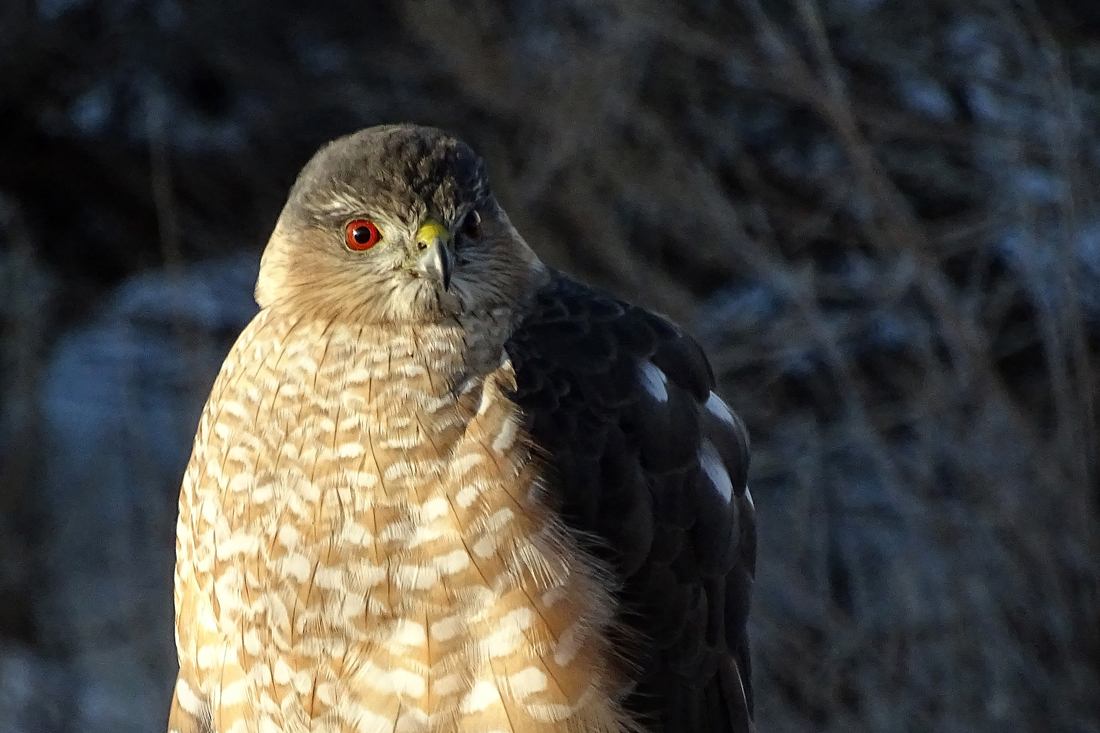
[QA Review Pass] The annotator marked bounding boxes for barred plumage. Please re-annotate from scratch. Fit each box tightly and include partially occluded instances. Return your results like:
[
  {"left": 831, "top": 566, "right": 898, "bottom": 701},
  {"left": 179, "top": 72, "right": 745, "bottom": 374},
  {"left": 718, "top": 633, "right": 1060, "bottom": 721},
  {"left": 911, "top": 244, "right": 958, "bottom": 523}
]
[{"left": 169, "top": 124, "right": 754, "bottom": 733}]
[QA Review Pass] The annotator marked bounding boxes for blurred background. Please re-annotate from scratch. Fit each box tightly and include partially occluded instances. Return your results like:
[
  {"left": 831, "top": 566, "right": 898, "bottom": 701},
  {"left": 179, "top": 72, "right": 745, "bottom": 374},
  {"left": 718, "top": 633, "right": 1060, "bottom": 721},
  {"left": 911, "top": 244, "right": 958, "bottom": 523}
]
[{"left": 1, "top": 0, "right": 1098, "bottom": 731}]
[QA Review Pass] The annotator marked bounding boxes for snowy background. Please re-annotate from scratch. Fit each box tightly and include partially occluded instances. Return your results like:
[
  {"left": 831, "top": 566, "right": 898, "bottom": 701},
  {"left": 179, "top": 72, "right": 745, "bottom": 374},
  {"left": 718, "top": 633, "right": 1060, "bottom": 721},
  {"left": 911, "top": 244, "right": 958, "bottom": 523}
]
[{"left": 1, "top": 0, "right": 1098, "bottom": 731}]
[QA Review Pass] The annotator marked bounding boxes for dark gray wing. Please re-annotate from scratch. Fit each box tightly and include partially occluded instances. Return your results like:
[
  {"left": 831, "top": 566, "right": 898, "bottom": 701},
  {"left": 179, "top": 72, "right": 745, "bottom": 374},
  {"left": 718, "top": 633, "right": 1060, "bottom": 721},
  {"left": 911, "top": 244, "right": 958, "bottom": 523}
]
[{"left": 506, "top": 271, "right": 756, "bottom": 733}]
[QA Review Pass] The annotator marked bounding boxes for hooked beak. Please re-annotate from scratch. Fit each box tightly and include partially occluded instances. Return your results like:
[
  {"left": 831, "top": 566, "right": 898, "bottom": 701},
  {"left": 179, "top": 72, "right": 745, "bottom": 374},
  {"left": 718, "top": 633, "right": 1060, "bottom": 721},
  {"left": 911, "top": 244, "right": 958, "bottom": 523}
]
[{"left": 412, "top": 220, "right": 454, "bottom": 290}]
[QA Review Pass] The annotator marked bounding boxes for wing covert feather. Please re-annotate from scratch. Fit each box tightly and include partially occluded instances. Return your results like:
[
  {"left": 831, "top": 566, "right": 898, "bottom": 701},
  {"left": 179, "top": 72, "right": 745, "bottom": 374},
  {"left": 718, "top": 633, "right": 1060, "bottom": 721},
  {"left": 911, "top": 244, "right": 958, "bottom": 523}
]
[{"left": 507, "top": 271, "right": 756, "bottom": 733}]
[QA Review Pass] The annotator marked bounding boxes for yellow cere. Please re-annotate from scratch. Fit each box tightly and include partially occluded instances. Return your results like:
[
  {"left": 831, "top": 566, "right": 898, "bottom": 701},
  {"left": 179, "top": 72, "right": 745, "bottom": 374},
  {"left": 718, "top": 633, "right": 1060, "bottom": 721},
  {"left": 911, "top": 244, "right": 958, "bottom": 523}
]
[{"left": 416, "top": 220, "right": 450, "bottom": 244}]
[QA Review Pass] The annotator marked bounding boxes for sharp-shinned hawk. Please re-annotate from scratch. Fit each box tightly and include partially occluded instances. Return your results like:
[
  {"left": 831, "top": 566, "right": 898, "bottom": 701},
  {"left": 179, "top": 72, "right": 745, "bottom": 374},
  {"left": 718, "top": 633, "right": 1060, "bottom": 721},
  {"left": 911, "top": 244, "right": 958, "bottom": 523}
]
[{"left": 169, "top": 124, "right": 755, "bottom": 733}]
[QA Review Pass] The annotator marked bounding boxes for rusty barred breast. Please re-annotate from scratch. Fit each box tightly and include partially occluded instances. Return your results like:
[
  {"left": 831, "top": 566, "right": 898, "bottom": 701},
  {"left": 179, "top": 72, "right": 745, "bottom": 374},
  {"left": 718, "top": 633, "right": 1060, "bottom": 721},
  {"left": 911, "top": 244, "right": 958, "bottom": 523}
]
[{"left": 170, "top": 306, "right": 625, "bottom": 733}]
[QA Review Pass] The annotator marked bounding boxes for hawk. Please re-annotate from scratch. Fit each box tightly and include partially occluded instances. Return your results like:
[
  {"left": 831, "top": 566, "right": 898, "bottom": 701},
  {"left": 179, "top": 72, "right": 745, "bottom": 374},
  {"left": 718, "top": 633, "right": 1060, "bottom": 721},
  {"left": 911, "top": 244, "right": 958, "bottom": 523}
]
[{"left": 169, "top": 124, "right": 755, "bottom": 733}]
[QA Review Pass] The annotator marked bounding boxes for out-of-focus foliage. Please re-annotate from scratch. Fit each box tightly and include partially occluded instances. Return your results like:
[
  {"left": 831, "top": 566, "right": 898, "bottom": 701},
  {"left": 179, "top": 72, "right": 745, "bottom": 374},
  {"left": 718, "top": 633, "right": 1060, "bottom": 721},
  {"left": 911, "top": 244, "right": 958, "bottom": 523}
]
[{"left": 1, "top": 0, "right": 1098, "bottom": 731}]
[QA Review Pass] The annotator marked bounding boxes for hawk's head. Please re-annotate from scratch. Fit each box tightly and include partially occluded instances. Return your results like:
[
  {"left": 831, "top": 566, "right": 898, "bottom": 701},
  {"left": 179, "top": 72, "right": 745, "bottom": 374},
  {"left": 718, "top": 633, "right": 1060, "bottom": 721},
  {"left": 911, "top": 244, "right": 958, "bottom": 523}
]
[{"left": 256, "top": 124, "right": 544, "bottom": 324}]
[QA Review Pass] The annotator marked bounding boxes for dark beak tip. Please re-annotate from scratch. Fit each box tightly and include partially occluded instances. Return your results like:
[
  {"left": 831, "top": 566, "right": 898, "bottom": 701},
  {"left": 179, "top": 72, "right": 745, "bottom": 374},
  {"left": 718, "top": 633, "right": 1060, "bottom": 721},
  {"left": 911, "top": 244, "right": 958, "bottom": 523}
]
[{"left": 414, "top": 239, "right": 454, "bottom": 290}]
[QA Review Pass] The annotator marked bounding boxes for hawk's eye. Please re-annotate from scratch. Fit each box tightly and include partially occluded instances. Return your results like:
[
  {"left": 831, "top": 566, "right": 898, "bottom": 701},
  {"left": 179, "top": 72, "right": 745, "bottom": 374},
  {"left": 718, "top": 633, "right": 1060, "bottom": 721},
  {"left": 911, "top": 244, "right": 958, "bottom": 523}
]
[
  {"left": 462, "top": 210, "right": 482, "bottom": 240},
  {"left": 345, "top": 220, "right": 381, "bottom": 251}
]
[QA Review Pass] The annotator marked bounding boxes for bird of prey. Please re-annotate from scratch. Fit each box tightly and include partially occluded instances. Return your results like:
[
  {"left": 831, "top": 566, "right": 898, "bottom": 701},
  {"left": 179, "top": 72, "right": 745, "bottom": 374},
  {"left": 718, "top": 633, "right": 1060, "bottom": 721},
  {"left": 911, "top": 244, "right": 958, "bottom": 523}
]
[{"left": 168, "top": 124, "right": 755, "bottom": 733}]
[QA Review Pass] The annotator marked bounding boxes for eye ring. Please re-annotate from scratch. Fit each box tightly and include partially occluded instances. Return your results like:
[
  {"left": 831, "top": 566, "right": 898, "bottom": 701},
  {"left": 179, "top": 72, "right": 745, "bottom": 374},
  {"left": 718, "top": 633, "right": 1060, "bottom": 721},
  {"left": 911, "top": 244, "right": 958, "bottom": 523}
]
[
  {"left": 345, "top": 220, "right": 381, "bottom": 251},
  {"left": 462, "top": 209, "right": 482, "bottom": 240}
]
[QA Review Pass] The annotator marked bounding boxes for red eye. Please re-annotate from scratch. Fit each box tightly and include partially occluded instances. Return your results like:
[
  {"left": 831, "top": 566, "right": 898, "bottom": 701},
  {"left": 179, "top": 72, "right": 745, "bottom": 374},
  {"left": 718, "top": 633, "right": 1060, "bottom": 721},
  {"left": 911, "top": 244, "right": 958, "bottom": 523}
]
[
  {"left": 462, "top": 209, "right": 482, "bottom": 239},
  {"left": 345, "top": 220, "right": 381, "bottom": 251}
]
